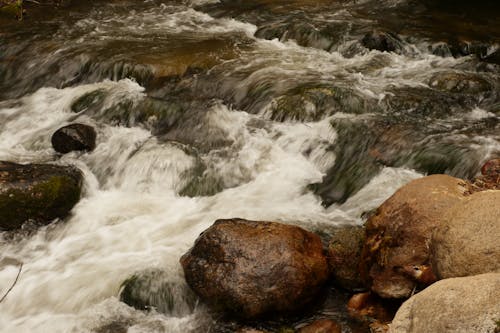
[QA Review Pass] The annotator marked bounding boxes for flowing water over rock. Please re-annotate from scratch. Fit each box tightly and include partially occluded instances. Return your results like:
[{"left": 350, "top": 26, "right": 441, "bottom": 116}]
[{"left": 0, "top": 0, "right": 499, "bottom": 332}]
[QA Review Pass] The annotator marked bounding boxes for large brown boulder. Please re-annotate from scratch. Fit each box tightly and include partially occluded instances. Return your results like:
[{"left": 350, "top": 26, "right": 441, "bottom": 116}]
[
  {"left": 389, "top": 273, "right": 500, "bottom": 333},
  {"left": 180, "top": 218, "right": 329, "bottom": 319},
  {"left": 430, "top": 190, "right": 500, "bottom": 279},
  {"left": 360, "top": 175, "right": 467, "bottom": 298},
  {"left": 0, "top": 161, "right": 83, "bottom": 230}
]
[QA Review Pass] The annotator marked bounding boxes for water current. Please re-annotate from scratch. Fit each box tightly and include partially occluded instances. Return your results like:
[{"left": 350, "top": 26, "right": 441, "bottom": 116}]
[{"left": 0, "top": 0, "right": 499, "bottom": 332}]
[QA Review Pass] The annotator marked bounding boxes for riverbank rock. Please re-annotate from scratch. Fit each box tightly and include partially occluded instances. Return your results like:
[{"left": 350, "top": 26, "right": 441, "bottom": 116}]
[
  {"left": 119, "top": 269, "right": 197, "bottom": 316},
  {"left": 0, "top": 161, "right": 83, "bottom": 230},
  {"left": 51, "top": 123, "right": 97, "bottom": 154},
  {"left": 360, "top": 175, "right": 467, "bottom": 298},
  {"left": 327, "top": 225, "right": 365, "bottom": 291},
  {"left": 298, "top": 319, "right": 341, "bottom": 333},
  {"left": 430, "top": 190, "right": 500, "bottom": 279},
  {"left": 180, "top": 218, "right": 329, "bottom": 319},
  {"left": 470, "top": 158, "right": 500, "bottom": 192},
  {"left": 389, "top": 273, "right": 500, "bottom": 333}
]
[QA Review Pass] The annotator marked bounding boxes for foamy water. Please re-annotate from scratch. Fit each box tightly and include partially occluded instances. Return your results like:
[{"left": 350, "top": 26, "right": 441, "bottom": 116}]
[{"left": 1, "top": 1, "right": 499, "bottom": 332}]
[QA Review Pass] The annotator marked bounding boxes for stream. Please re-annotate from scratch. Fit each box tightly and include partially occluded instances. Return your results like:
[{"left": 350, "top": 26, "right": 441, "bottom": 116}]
[{"left": 0, "top": 0, "right": 499, "bottom": 332}]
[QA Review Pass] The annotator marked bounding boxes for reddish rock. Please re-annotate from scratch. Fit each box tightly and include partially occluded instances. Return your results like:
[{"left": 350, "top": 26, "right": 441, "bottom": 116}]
[
  {"left": 347, "top": 292, "right": 396, "bottom": 324},
  {"left": 360, "top": 175, "right": 467, "bottom": 298},
  {"left": 180, "top": 218, "right": 329, "bottom": 319},
  {"left": 298, "top": 319, "right": 341, "bottom": 333}
]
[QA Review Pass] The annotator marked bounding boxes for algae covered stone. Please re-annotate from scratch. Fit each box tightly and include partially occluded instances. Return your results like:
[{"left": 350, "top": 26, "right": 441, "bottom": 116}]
[
  {"left": 0, "top": 161, "right": 83, "bottom": 230},
  {"left": 119, "top": 268, "right": 197, "bottom": 317}
]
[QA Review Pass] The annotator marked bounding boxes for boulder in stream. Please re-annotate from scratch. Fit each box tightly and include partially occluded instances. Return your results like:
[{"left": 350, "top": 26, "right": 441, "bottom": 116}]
[
  {"left": 430, "top": 190, "right": 500, "bottom": 279},
  {"left": 180, "top": 218, "right": 329, "bottom": 319},
  {"left": 360, "top": 175, "right": 467, "bottom": 298},
  {"left": 0, "top": 161, "right": 83, "bottom": 230},
  {"left": 361, "top": 31, "right": 402, "bottom": 53},
  {"left": 51, "top": 123, "right": 97, "bottom": 154},
  {"left": 119, "top": 268, "right": 198, "bottom": 316},
  {"left": 389, "top": 273, "right": 500, "bottom": 333}
]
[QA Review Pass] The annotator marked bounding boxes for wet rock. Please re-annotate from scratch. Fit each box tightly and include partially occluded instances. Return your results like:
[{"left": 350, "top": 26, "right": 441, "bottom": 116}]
[
  {"left": 389, "top": 273, "right": 500, "bottom": 333},
  {"left": 51, "top": 123, "right": 97, "bottom": 154},
  {"left": 481, "top": 158, "right": 500, "bottom": 176},
  {"left": 470, "top": 158, "right": 500, "bottom": 192},
  {"left": 180, "top": 218, "right": 329, "bottom": 319},
  {"left": 347, "top": 292, "right": 399, "bottom": 324},
  {"left": 361, "top": 31, "right": 402, "bottom": 53},
  {"left": 430, "top": 190, "right": 500, "bottom": 279},
  {"left": 298, "top": 319, "right": 341, "bottom": 333},
  {"left": 119, "top": 268, "right": 197, "bottom": 316},
  {"left": 327, "top": 225, "right": 365, "bottom": 291},
  {"left": 360, "top": 175, "right": 467, "bottom": 298},
  {"left": 0, "top": 161, "right": 83, "bottom": 231},
  {"left": 428, "top": 71, "right": 493, "bottom": 94},
  {"left": 266, "top": 85, "right": 368, "bottom": 122}
]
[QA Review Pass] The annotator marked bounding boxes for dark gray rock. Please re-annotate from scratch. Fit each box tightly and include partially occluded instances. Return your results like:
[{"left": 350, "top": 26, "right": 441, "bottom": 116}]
[{"left": 51, "top": 123, "right": 97, "bottom": 154}]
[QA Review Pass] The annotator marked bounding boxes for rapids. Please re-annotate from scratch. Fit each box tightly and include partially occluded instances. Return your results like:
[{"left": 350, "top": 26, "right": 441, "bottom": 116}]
[{"left": 0, "top": 0, "right": 499, "bottom": 332}]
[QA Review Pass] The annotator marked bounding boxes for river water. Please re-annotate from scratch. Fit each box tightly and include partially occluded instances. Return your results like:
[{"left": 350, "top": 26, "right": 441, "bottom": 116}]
[{"left": 0, "top": 0, "right": 499, "bottom": 332}]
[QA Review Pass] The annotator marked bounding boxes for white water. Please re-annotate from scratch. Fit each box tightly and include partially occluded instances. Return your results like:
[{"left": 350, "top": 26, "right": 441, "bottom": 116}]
[
  {"left": 0, "top": 77, "right": 422, "bottom": 332},
  {"left": 1, "top": 1, "right": 499, "bottom": 332}
]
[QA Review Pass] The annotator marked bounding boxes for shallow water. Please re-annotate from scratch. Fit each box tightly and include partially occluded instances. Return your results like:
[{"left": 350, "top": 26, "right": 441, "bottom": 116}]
[{"left": 0, "top": 0, "right": 499, "bottom": 332}]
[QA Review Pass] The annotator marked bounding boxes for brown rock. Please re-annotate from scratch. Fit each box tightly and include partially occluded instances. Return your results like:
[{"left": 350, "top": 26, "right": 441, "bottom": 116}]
[
  {"left": 180, "top": 218, "right": 329, "bottom": 319},
  {"left": 431, "top": 190, "right": 500, "bottom": 279},
  {"left": 481, "top": 158, "right": 500, "bottom": 176},
  {"left": 360, "top": 175, "right": 467, "bottom": 298},
  {"left": 298, "top": 319, "right": 341, "bottom": 333},
  {"left": 347, "top": 292, "right": 397, "bottom": 324},
  {"left": 327, "top": 225, "right": 365, "bottom": 291},
  {"left": 389, "top": 273, "right": 500, "bottom": 333}
]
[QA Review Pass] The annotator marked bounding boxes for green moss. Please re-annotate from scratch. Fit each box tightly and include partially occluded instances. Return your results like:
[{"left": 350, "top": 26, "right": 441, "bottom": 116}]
[
  {"left": 0, "top": 174, "right": 81, "bottom": 230},
  {"left": 268, "top": 84, "right": 370, "bottom": 122},
  {"left": 0, "top": 0, "right": 23, "bottom": 20},
  {"left": 71, "top": 89, "right": 106, "bottom": 113},
  {"left": 119, "top": 269, "right": 197, "bottom": 315},
  {"left": 179, "top": 162, "right": 224, "bottom": 197}
]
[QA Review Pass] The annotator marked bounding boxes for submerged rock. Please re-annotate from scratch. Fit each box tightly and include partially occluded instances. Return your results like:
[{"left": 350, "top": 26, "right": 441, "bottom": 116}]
[
  {"left": 430, "top": 190, "right": 500, "bottom": 279},
  {"left": 389, "top": 273, "right": 500, "bottom": 333},
  {"left": 0, "top": 161, "right": 83, "bottom": 230},
  {"left": 327, "top": 225, "right": 365, "bottom": 291},
  {"left": 298, "top": 319, "right": 341, "bottom": 333},
  {"left": 360, "top": 175, "right": 467, "bottom": 298},
  {"left": 180, "top": 218, "right": 329, "bottom": 319},
  {"left": 51, "top": 123, "right": 97, "bottom": 154},
  {"left": 119, "top": 268, "right": 197, "bottom": 316},
  {"left": 361, "top": 31, "right": 402, "bottom": 53}
]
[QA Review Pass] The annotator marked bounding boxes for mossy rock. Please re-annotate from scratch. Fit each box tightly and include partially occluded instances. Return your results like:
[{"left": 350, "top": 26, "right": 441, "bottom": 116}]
[
  {"left": 179, "top": 160, "right": 224, "bottom": 197},
  {"left": 267, "top": 85, "right": 370, "bottom": 122},
  {"left": 119, "top": 268, "right": 198, "bottom": 317},
  {"left": 0, "top": 161, "right": 83, "bottom": 230},
  {"left": 0, "top": 0, "right": 23, "bottom": 20},
  {"left": 327, "top": 225, "right": 366, "bottom": 291},
  {"left": 71, "top": 89, "right": 107, "bottom": 114}
]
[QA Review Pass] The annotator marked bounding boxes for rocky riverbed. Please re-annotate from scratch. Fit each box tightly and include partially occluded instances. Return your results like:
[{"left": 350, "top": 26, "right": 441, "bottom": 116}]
[{"left": 0, "top": 0, "right": 499, "bottom": 332}]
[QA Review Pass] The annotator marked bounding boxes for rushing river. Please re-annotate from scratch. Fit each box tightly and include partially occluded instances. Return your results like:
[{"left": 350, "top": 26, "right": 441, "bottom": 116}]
[{"left": 0, "top": 0, "right": 499, "bottom": 332}]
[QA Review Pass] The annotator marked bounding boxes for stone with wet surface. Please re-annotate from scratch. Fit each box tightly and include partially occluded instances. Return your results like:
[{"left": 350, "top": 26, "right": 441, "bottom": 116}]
[
  {"left": 0, "top": 161, "right": 83, "bottom": 230},
  {"left": 180, "top": 218, "right": 329, "bottom": 319}
]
